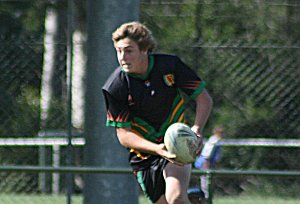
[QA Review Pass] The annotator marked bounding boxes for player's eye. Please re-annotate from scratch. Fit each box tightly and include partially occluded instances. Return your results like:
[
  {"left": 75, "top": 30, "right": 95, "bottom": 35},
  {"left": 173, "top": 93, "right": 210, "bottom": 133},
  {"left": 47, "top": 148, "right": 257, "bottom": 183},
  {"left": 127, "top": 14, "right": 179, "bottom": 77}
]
[{"left": 125, "top": 49, "right": 133, "bottom": 54}]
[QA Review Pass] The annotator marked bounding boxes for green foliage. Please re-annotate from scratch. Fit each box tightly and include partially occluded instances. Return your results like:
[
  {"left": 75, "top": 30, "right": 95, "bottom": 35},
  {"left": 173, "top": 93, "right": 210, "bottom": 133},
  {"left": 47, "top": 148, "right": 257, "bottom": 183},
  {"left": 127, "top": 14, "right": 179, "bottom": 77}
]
[
  {"left": 0, "top": 87, "right": 40, "bottom": 136},
  {"left": 0, "top": 1, "right": 46, "bottom": 35},
  {"left": 142, "top": 1, "right": 299, "bottom": 50},
  {"left": 42, "top": 98, "right": 68, "bottom": 130}
]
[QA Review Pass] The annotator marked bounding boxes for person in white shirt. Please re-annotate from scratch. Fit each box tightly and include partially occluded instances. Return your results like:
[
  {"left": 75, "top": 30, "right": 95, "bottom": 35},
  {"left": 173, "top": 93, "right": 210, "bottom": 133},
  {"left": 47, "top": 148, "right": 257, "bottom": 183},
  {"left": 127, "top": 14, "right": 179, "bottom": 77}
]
[{"left": 194, "top": 126, "right": 225, "bottom": 199}]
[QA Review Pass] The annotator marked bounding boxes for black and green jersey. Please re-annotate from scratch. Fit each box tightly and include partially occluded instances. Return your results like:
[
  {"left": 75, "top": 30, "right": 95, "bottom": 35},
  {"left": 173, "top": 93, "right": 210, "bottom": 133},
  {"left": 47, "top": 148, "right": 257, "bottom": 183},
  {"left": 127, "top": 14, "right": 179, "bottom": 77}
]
[{"left": 102, "top": 53, "right": 206, "bottom": 170}]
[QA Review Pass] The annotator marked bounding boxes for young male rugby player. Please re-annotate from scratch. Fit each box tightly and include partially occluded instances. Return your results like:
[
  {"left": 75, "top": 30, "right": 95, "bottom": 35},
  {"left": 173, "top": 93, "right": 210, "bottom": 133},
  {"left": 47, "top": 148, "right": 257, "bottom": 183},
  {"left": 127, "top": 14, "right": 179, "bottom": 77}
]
[{"left": 102, "top": 22, "right": 213, "bottom": 204}]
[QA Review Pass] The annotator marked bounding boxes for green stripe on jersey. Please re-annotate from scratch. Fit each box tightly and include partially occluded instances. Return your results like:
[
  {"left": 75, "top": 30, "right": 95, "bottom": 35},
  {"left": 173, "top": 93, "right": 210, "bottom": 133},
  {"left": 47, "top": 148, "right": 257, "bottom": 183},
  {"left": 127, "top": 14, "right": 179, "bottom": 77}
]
[
  {"left": 190, "top": 80, "right": 206, "bottom": 99},
  {"left": 131, "top": 93, "right": 186, "bottom": 143}
]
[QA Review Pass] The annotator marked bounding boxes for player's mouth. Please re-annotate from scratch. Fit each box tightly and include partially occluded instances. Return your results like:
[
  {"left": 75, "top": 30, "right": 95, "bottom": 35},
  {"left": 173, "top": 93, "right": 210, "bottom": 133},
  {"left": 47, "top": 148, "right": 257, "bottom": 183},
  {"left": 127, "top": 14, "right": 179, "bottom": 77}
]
[{"left": 122, "top": 63, "right": 131, "bottom": 68}]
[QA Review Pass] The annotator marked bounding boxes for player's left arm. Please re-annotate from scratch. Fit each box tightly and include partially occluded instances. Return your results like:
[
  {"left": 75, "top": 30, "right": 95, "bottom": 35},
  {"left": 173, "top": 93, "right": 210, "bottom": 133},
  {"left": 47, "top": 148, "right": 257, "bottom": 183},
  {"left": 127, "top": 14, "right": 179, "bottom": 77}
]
[
  {"left": 191, "top": 89, "right": 213, "bottom": 154},
  {"left": 172, "top": 55, "right": 213, "bottom": 149},
  {"left": 191, "top": 89, "right": 213, "bottom": 135}
]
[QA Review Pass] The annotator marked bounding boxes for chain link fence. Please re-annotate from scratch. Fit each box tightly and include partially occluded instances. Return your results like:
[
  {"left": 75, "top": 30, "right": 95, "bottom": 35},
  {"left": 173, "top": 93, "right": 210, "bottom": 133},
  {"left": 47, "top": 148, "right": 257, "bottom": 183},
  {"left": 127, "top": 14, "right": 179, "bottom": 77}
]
[{"left": 1, "top": 0, "right": 300, "bottom": 203}]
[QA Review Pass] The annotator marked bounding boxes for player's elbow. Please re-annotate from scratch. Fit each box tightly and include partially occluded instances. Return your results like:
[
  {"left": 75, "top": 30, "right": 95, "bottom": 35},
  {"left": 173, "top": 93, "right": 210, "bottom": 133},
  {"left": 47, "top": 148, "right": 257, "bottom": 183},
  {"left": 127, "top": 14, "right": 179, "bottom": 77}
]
[
  {"left": 205, "top": 90, "right": 213, "bottom": 107},
  {"left": 116, "top": 128, "right": 130, "bottom": 148},
  {"left": 198, "top": 89, "right": 213, "bottom": 109},
  {"left": 205, "top": 94, "right": 213, "bottom": 110}
]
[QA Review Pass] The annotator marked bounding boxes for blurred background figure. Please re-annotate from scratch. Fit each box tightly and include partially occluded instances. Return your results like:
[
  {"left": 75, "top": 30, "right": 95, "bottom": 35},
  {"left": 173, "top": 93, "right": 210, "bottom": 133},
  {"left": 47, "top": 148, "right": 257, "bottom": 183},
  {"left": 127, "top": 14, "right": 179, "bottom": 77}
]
[{"left": 194, "top": 126, "right": 225, "bottom": 200}]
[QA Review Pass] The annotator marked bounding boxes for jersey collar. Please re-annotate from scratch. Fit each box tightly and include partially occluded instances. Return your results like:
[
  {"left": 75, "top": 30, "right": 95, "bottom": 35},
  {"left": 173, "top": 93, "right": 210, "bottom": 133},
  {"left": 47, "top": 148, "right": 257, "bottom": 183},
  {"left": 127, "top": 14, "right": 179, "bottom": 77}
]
[{"left": 125, "top": 55, "right": 154, "bottom": 80}]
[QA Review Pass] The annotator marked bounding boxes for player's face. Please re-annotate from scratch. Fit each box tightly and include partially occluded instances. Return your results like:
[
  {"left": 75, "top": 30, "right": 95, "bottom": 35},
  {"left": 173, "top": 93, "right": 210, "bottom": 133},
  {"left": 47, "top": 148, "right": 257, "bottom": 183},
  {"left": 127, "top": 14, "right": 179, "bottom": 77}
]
[{"left": 115, "top": 37, "right": 148, "bottom": 74}]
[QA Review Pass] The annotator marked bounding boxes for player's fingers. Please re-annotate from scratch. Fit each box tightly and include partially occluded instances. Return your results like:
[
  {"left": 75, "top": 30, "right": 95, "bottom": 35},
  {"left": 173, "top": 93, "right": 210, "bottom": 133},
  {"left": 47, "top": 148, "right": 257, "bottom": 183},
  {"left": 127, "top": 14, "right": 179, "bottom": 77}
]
[
  {"left": 158, "top": 143, "right": 176, "bottom": 158},
  {"left": 195, "top": 135, "right": 203, "bottom": 156},
  {"left": 173, "top": 160, "right": 184, "bottom": 166},
  {"left": 164, "top": 151, "right": 176, "bottom": 159},
  {"left": 163, "top": 156, "right": 184, "bottom": 166}
]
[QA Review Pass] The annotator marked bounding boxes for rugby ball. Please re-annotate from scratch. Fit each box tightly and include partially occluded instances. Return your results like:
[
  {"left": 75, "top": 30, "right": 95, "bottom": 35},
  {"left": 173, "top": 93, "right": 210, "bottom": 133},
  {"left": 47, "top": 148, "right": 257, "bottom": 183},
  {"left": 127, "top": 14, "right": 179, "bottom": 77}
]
[{"left": 164, "top": 123, "right": 198, "bottom": 164}]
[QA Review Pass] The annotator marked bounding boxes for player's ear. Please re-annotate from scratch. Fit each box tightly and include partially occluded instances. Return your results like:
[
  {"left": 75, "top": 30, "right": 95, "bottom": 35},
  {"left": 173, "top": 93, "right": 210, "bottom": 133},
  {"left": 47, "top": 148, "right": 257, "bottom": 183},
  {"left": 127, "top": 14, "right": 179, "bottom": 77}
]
[{"left": 141, "top": 49, "right": 148, "bottom": 55}]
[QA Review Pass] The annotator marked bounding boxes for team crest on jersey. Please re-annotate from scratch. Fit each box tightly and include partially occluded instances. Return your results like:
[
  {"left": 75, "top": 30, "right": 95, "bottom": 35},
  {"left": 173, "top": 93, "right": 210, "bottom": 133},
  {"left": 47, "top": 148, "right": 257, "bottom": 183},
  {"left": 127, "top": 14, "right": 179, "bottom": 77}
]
[{"left": 163, "top": 74, "right": 175, "bottom": 86}]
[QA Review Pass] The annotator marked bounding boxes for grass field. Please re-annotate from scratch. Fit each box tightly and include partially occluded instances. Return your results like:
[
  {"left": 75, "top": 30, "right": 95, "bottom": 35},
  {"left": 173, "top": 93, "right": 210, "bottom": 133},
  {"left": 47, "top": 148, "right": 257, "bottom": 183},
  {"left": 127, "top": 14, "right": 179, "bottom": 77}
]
[
  {"left": 1, "top": 194, "right": 300, "bottom": 204},
  {"left": 0, "top": 194, "right": 82, "bottom": 204},
  {"left": 212, "top": 195, "right": 300, "bottom": 204},
  {"left": 139, "top": 195, "right": 300, "bottom": 204}
]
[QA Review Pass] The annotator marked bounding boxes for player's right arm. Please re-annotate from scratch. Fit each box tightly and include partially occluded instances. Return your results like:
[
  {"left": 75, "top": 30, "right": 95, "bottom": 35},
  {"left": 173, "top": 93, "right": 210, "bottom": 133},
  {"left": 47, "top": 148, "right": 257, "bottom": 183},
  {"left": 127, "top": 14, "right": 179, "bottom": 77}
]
[{"left": 116, "top": 127, "right": 176, "bottom": 159}]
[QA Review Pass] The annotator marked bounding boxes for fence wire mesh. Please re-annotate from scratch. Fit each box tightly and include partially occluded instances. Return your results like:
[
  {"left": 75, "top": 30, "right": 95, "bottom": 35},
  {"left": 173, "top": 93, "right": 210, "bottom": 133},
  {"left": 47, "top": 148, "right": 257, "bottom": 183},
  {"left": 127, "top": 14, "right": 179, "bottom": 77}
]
[{"left": 1, "top": 0, "right": 300, "bottom": 203}]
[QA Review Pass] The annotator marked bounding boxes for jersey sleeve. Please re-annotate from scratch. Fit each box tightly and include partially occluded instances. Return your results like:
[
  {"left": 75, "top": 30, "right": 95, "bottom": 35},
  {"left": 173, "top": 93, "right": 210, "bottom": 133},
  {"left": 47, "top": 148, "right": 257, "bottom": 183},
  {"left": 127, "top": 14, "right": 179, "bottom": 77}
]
[
  {"left": 102, "top": 90, "right": 131, "bottom": 128},
  {"left": 102, "top": 69, "right": 132, "bottom": 128},
  {"left": 174, "top": 57, "right": 206, "bottom": 99}
]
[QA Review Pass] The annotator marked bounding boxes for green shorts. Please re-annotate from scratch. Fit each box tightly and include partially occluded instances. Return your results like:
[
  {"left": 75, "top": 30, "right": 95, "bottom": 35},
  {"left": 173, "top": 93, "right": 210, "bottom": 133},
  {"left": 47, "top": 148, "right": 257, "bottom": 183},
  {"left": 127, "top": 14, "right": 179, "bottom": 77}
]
[{"left": 134, "top": 157, "right": 169, "bottom": 203}]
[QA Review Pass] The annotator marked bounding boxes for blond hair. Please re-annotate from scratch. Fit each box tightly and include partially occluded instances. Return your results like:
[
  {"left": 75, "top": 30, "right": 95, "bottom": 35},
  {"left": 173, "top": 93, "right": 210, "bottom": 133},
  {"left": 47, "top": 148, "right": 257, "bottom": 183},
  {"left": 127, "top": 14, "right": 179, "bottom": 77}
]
[
  {"left": 213, "top": 126, "right": 224, "bottom": 135},
  {"left": 112, "top": 21, "right": 156, "bottom": 52}
]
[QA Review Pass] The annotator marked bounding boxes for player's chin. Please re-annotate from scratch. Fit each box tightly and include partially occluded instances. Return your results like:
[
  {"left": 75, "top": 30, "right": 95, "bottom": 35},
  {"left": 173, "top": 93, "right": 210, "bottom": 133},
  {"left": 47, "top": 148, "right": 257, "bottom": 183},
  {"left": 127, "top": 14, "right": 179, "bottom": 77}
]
[{"left": 121, "top": 64, "right": 130, "bottom": 70}]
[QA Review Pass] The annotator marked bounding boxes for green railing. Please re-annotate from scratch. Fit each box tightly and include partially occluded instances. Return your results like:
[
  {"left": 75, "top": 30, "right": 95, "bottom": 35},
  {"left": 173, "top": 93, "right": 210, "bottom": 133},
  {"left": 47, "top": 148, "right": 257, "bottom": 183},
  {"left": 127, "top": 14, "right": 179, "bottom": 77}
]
[
  {"left": 1, "top": 138, "right": 300, "bottom": 203},
  {"left": 1, "top": 165, "right": 300, "bottom": 204}
]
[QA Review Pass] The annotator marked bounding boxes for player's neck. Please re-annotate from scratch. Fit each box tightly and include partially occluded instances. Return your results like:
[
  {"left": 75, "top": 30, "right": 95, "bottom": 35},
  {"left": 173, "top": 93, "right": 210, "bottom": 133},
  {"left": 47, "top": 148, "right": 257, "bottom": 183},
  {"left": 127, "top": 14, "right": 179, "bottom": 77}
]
[{"left": 138, "top": 55, "right": 149, "bottom": 76}]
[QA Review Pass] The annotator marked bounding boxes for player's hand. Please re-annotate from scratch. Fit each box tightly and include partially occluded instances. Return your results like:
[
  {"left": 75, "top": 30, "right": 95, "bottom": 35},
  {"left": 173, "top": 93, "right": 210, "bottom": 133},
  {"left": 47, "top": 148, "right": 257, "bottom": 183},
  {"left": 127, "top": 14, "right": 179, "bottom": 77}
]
[
  {"left": 191, "top": 125, "right": 204, "bottom": 156},
  {"left": 191, "top": 126, "right": 204, "bottom": 156},
  {"left": 164, "top": 157, "right": 184, "bottom": 166},
  {"left": 156, "top": 143, "right": 176, "bottom": 159},
  {"left": 156, "top": 144, "right": 184, "bottom": 166},
  {"left": 194, "top": 134, "right": 204, "bottom": 156}
]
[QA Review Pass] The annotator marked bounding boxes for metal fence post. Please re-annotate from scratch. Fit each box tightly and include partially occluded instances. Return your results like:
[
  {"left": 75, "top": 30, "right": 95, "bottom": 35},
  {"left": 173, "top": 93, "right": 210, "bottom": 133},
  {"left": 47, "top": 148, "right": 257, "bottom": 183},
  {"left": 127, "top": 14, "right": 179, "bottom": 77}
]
[
  {"left": 38, "top": 133, "right": 46, "bottom": 193},
  {"left": 66, "top": 0, "right": 74, "bottom": 203},
  {"left": 52, "top": 144, "right": 60, "bottom": 194},
  {"left": 84, "top": 1, "right": 140, "bottom": 204},
  {"left": 207, "top": 172, "right": 213, "bottom": 204}
]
